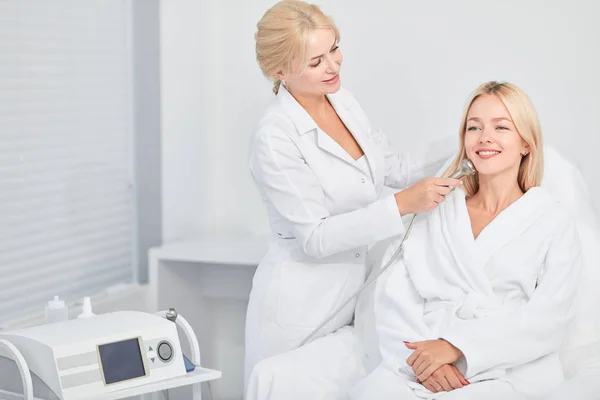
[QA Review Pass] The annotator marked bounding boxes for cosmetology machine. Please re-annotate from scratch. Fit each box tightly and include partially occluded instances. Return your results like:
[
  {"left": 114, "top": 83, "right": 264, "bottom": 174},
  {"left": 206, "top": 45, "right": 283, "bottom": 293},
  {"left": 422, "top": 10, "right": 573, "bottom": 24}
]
[{"left": 0, "top": 310, "right": 221, "bottom": 400}]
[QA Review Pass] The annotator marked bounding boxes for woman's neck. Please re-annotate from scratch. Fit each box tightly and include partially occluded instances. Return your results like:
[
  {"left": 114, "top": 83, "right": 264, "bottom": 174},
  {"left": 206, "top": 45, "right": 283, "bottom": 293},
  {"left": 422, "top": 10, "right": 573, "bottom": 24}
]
[
  {"left": 288, "top": 87, "right": 330, "bottom": 120},
  {"left": 468, "top": 174, "right": 524, "bottom": 215}
]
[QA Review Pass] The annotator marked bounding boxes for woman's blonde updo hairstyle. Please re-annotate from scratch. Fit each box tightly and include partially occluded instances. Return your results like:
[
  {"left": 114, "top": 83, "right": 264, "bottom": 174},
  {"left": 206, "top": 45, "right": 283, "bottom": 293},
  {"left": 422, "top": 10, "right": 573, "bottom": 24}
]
[{"left": 255, "top": 0, "right": 340, "bottom": 95}]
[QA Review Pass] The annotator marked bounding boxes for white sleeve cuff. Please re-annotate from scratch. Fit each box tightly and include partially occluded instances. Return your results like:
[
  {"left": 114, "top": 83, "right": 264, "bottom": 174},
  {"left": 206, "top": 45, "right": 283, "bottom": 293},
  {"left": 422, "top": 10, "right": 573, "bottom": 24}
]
[{"left": 381, "top": 194, "right": 405, "bottom": 237}]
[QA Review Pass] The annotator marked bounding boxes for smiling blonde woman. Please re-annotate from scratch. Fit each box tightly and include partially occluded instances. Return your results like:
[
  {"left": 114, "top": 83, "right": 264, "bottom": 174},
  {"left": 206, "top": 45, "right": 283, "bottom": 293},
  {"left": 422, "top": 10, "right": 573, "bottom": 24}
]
[{"left": 350, "top": 81, "right": 582, "bottom": 400}]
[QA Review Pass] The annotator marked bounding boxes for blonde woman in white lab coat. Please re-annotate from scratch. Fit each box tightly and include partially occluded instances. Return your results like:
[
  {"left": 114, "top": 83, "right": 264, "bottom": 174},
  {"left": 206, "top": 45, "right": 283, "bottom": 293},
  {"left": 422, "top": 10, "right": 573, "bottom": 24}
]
[{"left": 244, "top": 0, "right": 461, "bottom": 392}]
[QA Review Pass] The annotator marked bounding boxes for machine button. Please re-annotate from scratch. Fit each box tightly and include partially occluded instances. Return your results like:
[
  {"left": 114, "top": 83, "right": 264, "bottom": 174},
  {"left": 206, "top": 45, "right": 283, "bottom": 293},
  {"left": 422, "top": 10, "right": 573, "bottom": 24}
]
[{"left": 157, "top": 341, "right": 173, "bottom": 362}]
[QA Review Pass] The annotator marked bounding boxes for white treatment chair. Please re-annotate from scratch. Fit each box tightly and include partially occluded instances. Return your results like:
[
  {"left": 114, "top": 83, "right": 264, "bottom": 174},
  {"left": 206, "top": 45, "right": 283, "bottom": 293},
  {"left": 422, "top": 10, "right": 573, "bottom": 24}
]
[
  {"left": 537, "top": 146, "right": 600, "bottom": 399},
  {"left": 354, "top": 144, "right": 600, "bottom": 399}
]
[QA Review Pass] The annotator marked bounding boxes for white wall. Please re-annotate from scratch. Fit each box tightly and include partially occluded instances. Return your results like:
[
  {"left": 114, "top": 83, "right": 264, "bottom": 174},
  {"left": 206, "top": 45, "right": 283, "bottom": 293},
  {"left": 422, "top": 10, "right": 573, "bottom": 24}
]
[
  {"left": 160, "top": 0, "right": 221, "bottom": 241},
  {"left": 161, "top": 0, "right": 600, "bottom": 242}
]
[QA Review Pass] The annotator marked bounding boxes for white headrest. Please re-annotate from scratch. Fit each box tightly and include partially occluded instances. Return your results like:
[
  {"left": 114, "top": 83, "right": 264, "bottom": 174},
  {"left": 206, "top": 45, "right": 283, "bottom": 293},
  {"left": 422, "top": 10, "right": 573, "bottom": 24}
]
[
  {"left": 541, "top": 146, "right": 598, "bottom": 229},
  {"left": 540, "top": 146, "right": 600, "bottom": 377}
]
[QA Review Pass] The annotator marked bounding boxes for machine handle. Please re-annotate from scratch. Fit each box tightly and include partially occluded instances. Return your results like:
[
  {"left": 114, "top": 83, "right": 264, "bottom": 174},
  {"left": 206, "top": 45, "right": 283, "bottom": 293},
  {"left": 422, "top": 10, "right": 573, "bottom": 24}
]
[
  {"left": 0, "top": 339, "right": 33, "bottom": 400},
  {"left": 155, "top": 310, "right": 202, "bottom": 400}
]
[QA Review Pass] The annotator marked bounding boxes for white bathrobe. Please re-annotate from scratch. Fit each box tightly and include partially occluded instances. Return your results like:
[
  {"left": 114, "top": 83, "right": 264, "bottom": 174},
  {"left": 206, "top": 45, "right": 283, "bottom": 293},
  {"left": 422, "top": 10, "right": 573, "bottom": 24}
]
[
  {"left": 351, "top": 186, "right": 583, "bottom": 399},
  {"left": 246, "top": 186, "right": 583, "bottom": 400}
]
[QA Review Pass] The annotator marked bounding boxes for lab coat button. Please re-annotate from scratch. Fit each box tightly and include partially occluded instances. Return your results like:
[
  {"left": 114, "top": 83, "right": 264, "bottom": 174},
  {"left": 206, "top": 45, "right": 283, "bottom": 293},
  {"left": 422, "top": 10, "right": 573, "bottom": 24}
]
[
  {"left": 361, "top": 178, "right": 366, "bottom": 183},
  {"left": 355, "top": 253, "right": 360, "bottom": 258}
]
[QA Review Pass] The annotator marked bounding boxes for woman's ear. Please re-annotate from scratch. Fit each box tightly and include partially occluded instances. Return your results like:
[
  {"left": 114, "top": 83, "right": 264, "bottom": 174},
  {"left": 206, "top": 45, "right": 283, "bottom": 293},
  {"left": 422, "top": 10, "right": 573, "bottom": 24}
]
[{"left": 521, "top": 142, "right": 531, "bottom": 156}]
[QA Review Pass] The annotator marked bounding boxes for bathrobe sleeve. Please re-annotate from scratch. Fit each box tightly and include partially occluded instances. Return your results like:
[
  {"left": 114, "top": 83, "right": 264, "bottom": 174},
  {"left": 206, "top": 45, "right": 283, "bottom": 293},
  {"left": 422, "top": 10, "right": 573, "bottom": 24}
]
[
  {"left": 441, "top": 218, "right": 583, "bottom": 377},
  {"left": 374, "top": 243, "right": 432, "bottom": 378}
]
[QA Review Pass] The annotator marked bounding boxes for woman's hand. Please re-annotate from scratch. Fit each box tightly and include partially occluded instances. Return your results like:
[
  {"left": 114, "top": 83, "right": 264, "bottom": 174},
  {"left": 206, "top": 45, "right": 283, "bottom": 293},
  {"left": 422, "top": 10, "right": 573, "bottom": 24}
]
[
  {"left": 404, "top": 339, "right": 464, "bottom": 381},
  {"left": 394, "top": 178, "right": 463, "bottom": 216},
  {"left": 420, "top": 364, "right": 470, "bottom": 393}
]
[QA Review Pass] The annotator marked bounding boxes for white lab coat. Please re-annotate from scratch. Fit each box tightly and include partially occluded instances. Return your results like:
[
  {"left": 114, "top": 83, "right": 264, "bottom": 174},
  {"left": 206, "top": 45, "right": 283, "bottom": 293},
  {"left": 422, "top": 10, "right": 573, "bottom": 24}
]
[
  {"left": 351, "top": 186, "right": 583, "bottom": 399},
  {"left": 244, "top": 84, "right": 454, "bottom": 391}
]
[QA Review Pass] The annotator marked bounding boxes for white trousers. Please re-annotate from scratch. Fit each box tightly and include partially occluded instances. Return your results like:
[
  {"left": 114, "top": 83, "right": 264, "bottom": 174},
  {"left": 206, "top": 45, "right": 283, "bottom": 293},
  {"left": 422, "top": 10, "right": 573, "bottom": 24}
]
[{"left": 246, "top": 326, "right": 366, "bottom": 400}]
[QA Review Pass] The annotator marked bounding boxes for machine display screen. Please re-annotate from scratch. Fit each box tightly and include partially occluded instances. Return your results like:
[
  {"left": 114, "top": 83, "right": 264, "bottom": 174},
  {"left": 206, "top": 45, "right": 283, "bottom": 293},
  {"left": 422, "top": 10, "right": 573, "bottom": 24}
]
[{"left": 98, "top": 337, "right": 146, "bottom": 385}]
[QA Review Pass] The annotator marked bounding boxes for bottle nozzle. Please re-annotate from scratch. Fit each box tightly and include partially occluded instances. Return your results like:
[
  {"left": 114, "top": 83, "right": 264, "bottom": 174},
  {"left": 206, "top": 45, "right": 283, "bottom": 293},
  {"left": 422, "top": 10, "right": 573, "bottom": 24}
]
[
  {"left": 48, "top": 295, "right": 65, "bottom": 309},
  {"left": 78, "top": 296, "right": 95, "bottom": 319}
]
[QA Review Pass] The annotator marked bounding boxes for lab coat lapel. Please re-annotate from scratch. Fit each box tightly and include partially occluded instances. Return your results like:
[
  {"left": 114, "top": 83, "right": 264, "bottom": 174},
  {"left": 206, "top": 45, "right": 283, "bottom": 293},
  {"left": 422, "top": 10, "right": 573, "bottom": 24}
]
[
  {"left": 277, "top": 85, "right": 318, "bottom": 136},
  {"left": 279, "top": 85, "right": 378, "bottom": 181},
  {"left": 278, "top": 85, "right": 371, "bottom": 170},
  {"left": 327, "top": 91, "right": 378, "bottom": 184},
  {"left": 315, "top": 128, "right": 357, "bottom": 165}
]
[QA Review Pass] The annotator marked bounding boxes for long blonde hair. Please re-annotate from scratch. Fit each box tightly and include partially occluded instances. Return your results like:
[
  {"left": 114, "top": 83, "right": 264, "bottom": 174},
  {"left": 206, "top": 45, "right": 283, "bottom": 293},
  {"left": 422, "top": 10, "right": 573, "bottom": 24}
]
[
  {"left": 444, "top": 81, "right": 544, "bottom": 195},
  {"left": 255, "top": 0, "right": 340, "bottom": 95}
]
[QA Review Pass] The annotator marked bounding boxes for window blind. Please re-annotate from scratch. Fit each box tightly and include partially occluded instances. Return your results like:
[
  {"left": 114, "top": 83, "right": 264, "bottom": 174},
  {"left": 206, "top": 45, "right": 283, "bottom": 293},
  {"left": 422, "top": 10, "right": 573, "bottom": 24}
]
[{"left": 0, "top": 0, "right": 134, "bottom": 324}]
